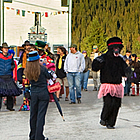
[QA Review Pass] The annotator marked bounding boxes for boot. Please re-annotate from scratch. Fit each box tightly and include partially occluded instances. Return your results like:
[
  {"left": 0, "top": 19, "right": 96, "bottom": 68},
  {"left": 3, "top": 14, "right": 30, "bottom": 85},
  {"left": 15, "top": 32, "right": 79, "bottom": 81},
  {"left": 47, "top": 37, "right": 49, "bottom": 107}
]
[{"left": 137, "top": 84, "right": 139, "bottom": 96}]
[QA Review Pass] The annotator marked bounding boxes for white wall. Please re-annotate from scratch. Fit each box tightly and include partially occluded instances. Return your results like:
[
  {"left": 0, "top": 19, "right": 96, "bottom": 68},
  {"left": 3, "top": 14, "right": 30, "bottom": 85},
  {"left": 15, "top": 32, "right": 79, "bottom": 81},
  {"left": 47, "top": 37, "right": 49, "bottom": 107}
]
[{"left": 4, "top": 0, "right": 69, "bottom": 51}]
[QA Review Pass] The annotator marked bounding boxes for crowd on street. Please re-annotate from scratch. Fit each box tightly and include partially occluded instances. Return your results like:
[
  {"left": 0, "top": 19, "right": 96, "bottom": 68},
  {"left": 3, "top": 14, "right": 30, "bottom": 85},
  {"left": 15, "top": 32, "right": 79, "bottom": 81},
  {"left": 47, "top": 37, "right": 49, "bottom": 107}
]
[{"left": 0, "top": 37, "right": 140, "bottom": 140}]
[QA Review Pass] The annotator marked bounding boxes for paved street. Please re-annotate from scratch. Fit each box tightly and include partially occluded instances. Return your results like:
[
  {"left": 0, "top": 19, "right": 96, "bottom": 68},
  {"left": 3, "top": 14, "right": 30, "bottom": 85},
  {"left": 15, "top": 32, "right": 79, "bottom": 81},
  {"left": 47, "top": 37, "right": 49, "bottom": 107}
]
[{"left": 0, "top": 80, "right": 140, "bottom": 140}]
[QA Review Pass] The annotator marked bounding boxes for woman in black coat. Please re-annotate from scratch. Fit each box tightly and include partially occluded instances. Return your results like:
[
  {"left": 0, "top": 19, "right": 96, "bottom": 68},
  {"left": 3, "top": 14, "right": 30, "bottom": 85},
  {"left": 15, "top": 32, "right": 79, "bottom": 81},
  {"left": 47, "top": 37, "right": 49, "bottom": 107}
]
[
  {"left": 92, "top": 37, "right": 130, "bottom": 129},
  {"left": 130, "top": 54, "right": 140, "bottom": 96},
  {"left": 24, "top": 51, "right": 52, "bottom": 140}
]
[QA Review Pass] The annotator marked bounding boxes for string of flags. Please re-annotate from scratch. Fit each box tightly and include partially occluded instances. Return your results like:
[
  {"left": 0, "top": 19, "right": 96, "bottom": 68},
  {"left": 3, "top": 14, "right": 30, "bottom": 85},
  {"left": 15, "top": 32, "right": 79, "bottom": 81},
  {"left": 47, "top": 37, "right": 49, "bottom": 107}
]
[{"left": 5, "top": 6, "right": 69, "bottom": 17}]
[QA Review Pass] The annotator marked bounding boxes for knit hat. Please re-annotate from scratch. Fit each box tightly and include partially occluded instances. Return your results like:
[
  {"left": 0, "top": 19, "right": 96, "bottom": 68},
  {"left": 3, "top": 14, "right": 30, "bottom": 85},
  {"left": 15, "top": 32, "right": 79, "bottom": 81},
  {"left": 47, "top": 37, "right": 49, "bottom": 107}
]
[
  {"left": 82, "top": 50, "right": 87, "bottom": 53},
  {"left": 27, "top": 51, "right": 40, "bottom": 62},
  {"left": 107, "top": 37, "right": 124, "bottom": 49}
]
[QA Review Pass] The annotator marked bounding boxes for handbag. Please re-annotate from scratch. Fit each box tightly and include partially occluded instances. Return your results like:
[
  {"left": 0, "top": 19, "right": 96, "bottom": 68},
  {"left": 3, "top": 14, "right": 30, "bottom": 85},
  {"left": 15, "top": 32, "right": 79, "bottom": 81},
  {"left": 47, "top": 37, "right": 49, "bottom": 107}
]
[{"left": 48, "top": 82, "right": 61, "bottom": 93}]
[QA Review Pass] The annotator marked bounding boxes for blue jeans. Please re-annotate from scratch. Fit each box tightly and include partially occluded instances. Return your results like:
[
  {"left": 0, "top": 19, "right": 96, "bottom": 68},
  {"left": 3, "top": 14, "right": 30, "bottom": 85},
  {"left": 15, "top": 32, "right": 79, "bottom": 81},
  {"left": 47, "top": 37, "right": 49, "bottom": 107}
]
[
  {"left": 67, "top": 72, "right": 81, "bottom": 103},
  {"left": 124, "top": 80, "right": 131, "bottom": 95},
  {"left": 81, "top": 70, "right": 90, "bottom": 90}
]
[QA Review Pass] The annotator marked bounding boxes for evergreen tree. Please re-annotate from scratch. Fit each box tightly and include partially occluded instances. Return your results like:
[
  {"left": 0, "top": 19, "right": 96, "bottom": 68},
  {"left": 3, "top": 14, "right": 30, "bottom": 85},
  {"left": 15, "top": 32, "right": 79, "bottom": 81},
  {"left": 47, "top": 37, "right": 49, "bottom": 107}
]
[{"left": 81, "top": 18, "right": 107, "bottom": 56}]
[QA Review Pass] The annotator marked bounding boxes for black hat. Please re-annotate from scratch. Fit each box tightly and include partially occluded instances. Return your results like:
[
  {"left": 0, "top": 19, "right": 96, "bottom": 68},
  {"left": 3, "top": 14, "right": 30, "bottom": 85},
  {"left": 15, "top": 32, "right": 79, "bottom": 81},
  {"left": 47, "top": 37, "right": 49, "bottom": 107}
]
[
  {"left": 107, "top": 37, "right": 124, "bottom": 49},
  {"left": 22, "top": 40, "right": 30, "bottom": 48}
]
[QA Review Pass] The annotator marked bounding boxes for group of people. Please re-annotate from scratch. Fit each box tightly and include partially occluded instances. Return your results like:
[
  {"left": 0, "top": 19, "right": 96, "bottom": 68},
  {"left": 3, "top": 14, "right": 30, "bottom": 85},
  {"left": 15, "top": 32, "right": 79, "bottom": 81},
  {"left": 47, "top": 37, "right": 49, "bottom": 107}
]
[{"left": 0, "top": 36, "right": 140, "bottom": 139}]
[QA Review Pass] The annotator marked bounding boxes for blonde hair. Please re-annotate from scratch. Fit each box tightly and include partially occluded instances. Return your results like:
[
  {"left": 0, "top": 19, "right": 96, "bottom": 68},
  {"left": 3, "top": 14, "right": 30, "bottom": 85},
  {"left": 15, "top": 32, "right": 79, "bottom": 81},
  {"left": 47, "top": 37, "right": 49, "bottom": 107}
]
[{"left": 24, "top": 60, "right": 41, "bottom": 82}]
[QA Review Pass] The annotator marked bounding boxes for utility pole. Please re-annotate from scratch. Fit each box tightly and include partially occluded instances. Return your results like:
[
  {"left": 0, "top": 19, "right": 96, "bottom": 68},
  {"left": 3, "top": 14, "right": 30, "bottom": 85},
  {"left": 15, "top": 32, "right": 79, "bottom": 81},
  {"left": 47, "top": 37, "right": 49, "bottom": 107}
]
[
  {"left": 0, "top": 0, "right": 4, "bottom": 45},
  {"left": 68, "top": 0, "right": 72, "bottom": 52}
]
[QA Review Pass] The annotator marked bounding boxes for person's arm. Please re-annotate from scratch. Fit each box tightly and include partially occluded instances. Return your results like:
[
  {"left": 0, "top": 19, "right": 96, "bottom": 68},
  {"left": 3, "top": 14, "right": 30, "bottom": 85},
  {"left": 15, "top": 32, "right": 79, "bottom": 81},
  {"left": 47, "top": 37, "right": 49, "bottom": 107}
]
[
  {"left": 64, "top": 55, "right": 68, "bottom": 73},
  {"left": 92, "top": 54, "right": 105, "bottom": 72},
  {"left": 43, "top": 66, "right": 53, "bottom": 79},
  {"left": 88, "top": 57, "right": 92, "bottom": 70},
  {"left": 45, "top": 48, "right": 58, "bottom": 61},
  {"left": 80, "top": 55, "right": 85, "bottom": 72},
  {"left": 11, "top": 57, "right": 15, "bottom": 70}
]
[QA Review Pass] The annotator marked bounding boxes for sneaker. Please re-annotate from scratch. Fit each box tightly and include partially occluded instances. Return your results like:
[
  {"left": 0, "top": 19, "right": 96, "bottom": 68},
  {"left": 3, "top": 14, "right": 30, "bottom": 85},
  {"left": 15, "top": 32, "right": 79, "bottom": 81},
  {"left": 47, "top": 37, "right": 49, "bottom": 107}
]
[
  {"left": 69, "top": 102, "right": 76, "bottom": 104},
  {"left": 7, "top": 108, "right": 15, "bottom": 111},
  {"left": 65, "top": 97, "right": 69, "bottom": 101},
  {"left": 93, "top": 87, "right": 97, "bottom": 91},
  {"left": 84, "top": 89, "right": 88, "bottom": 91},
  {"left": 59, "top": 95, "right": 62, "bottom": 98},
  {"left": 100, "top": 120, "right": 106, "bottom": 126}
]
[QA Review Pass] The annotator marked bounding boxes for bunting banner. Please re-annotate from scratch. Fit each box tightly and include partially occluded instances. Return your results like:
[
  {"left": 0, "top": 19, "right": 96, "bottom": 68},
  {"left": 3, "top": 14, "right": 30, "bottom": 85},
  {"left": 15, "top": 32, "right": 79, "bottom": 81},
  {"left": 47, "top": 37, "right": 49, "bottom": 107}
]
[
  {"left": 16, "top": 9, "right": 20, "bottom": 15},
  {"left": 5, "top": 6, "right": 68, "bottom": 17}
]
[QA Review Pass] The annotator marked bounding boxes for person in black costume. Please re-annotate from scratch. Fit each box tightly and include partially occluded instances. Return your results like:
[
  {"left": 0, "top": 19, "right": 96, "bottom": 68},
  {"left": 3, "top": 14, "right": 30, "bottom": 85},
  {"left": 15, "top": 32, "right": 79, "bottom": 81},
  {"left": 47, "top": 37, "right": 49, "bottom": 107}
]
[
  {"left": 24, "top": 51, "right": 53, "bottom": 140},
  {"left": 92, "top": 37, "right": 130, "bottom": 129}
]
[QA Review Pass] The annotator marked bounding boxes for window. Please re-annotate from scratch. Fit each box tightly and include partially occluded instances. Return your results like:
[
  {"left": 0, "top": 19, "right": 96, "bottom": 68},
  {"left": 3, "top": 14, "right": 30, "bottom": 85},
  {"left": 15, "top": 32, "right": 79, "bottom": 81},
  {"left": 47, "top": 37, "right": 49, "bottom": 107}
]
[
  {"left": 53, "top": 44, "right": 63, "bottom": 54},
  {"left": 61, "top": 0, "right": 69, "bottom": 7}
]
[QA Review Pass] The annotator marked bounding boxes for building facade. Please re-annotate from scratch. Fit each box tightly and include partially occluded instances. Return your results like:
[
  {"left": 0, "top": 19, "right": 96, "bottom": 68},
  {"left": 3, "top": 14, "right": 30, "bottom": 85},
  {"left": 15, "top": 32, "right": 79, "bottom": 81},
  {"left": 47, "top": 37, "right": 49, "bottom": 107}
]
[{"left": 4, "top": 0, "right": 70, "bottom": 53}]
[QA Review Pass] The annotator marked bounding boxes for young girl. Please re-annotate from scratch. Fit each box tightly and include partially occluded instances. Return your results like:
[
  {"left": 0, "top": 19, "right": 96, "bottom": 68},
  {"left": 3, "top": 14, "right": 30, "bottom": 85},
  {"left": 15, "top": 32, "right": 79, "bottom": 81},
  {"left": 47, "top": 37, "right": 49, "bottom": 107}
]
[{"left": 24, "top": 51, "right": 52, "bottom": 140}]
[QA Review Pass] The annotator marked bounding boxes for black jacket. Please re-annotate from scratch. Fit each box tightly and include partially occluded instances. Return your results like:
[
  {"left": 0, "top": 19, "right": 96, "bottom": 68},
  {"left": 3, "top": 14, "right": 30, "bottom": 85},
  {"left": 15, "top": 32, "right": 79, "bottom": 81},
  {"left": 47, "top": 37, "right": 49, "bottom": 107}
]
[
  {"left": 83, "top": 56, "right": 92, "bottom": 73},
  {"left": 30, "top": 65, "right": 52, "bottom": 93},
  {"left": 56, "top": 55, "right": 67, "bottom": 79},
  {"left": 130, "top": 61, "right": 140, "bottom": 84},
  {"left": 92, "top": 51, "right": 129, "bottom": 84}
]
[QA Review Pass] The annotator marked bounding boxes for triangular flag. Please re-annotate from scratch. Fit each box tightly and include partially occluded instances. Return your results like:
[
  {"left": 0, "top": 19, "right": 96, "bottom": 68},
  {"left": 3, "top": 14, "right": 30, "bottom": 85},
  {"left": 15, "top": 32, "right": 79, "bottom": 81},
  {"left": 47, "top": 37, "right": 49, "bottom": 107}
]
[
  {"left": 62, "top": 11, "right": 65, "bottom": 14},
  {"left": 11, "top": 8, "right": 14, "bottom": 10},
  {"left": 16, "top": 9, "right": 20, "bottom": 15},
  {"left": 45, "top": 12, "right": 48, "bottom": 17},
  {"left": 22, "top": 10, "right": 25, "bottom": 17},
  {"left": 58, "top": 11, "right": 60, "bottom": 14},
  {"left": 53, "top": 12, "right": 57, "bottom": 15},
  {"left": 48, "top": 12, "right": 52, "bottom": 16},
  {"left": 27, "top": 11, "right": 30, "bottom": 13},
  {"left": 6, "top": 7, "right": 10, "bottom": 10},
  {"left": 41, "top": 12, "right": 44, "bottom": 16}
]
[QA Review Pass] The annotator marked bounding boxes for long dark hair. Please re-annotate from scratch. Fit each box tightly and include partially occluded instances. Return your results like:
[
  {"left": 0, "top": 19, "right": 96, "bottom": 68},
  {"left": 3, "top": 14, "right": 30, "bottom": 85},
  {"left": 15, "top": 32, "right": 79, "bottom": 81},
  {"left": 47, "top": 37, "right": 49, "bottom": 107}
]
[
  {"left": 59, "top": 46, "right": 67, "bottom": 55},
  {"left": 24, "top": 60, "right": 41, "bottom": 82}
]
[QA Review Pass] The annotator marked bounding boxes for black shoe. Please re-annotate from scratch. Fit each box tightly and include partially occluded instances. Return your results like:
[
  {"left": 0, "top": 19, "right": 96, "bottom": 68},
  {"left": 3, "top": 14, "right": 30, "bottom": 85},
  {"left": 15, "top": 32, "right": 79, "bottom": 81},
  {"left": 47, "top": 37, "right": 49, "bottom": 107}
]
[
  {"left": 57, "top": 98, "right": 60, "bottom": 101},
  {"left": 77, "top": 98, "right": 81, "bottom": 104},
  {"left": 7, "top": 108, "right": 15, "bottom": 111},
  {"left": 93, "top": 87, "right": 97, "bottom": 91},
  {"left": 100, "top": 120, "right": 106, "bottom": 126},
  {"left": 59, "top": 95, "right": 62, "bottom": 98},
  {"left": 45, "top": 138, "right": 49, "bottom": 140},
  {"left": 84, "top": 89, "right": 88, "bottom": 91},
  {"left": 106, "top": 125, "right": 115, "bottom": 129},
  {"left": 65, "top": 97, "right": 69, "bottom": 101},
  {"left": 69, "top": 102, "right": 76, "bottom": 104}
]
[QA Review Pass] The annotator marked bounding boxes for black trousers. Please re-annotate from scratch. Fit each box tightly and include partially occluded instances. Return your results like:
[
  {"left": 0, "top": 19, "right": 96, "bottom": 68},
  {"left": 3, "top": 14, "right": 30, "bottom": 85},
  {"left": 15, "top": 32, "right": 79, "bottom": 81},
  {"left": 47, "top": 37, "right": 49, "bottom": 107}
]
[
  {"left": 29, "top": 91, "right": 49, "bottom": 140},
  {"left": 0, "top": 96, "right": 14, "bottom": 109},
  {"left": 101, "top": 94, "right": 121, "bottom": 127}
]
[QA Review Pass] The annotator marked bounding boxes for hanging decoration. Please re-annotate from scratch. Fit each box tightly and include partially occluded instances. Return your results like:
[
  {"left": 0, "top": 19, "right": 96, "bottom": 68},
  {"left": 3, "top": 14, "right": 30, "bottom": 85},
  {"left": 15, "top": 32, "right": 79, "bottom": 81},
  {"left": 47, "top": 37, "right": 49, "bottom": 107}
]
[{"left": 5, "top": 6, "right": 68, "bottom": 17}]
